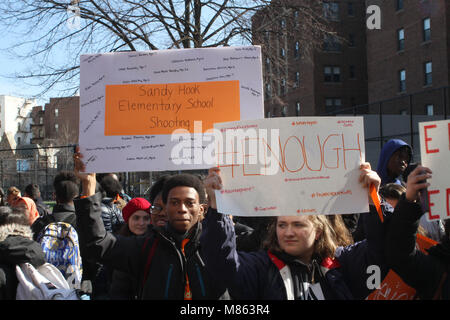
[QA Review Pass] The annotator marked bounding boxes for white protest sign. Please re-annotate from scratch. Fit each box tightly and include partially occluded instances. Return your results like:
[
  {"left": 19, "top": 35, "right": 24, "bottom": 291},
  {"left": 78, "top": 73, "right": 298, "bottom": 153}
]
[
  {"left": 79, "top": 46, "right": 263, "bottom": 173},
  {"left": 213, "top": 117, "right": 368, "bottom": 216},
  {"left": 419, "top": 119, "right": 450, "bottom": 221}
]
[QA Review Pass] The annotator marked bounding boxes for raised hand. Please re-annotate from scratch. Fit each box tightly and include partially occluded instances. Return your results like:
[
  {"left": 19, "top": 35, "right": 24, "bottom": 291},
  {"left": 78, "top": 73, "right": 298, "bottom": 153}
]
[
  {"left": 203, "top": 167, "right": 223, "bottom": 210},
  {"left": 73, "top": 146, "right": 97, "bottom": 197},
  {"left": 405, "top": 165, "right": 432, "bottom": 202}
]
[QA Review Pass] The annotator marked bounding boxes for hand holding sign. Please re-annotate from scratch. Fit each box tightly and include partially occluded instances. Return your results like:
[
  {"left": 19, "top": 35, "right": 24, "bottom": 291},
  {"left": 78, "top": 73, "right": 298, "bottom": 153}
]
[
  {"left": 204, "top": 167, "right": 222, "bottom": 210},
  {"left": 405, "top": 165, "right": 432, "bottom": 202},
  {"left": 73, "top": 147, "right": 97, "bottom": 198}
]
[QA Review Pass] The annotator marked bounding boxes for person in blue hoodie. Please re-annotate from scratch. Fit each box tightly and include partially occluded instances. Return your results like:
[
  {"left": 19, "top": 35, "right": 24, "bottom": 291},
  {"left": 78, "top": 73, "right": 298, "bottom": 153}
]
[
  {"left": 376, "top": 139, "right": 412, "bottom": 186},
  {"left": 200, "top": 163, "right": 393, "bottom": 300}
]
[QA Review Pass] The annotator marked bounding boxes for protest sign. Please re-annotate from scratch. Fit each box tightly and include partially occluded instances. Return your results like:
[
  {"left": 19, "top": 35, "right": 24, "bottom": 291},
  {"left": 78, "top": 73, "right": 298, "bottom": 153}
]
[
  {"left": 419, "top": 119, "right": 450, "bottom": 221},
  {"left": 213, "top": 117, "right": 367, "bottom": 216},
  {"left": 367, "top": 234, "right": 437, "bottom": 300},
  {"left": 79, "top": 46, "right": 263, "bottom": 173}
]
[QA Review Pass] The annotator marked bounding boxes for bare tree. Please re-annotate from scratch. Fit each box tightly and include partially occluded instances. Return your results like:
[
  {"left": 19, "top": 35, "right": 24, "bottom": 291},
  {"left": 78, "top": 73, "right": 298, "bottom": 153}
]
[{"left": 0, "top": 0, "right": 330, "bottom": 101}]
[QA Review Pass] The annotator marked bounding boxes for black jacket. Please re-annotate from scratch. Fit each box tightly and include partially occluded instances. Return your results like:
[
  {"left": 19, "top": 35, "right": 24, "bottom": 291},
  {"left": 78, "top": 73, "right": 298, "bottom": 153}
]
[
  {"left": 386, "top": 195, "right": 449, "bottom": 299},
  {"left": 0, "top": 225, "right": 45, "bottom": 300},
  {"left": 75, "top": 193, "right": 225, "bottom": 300}
]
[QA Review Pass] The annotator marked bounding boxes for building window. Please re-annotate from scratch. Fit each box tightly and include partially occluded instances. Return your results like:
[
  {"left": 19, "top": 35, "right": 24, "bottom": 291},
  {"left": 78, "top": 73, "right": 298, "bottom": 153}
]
[
  {"left": 281, "top": 106, "right": 288, "bottom": 117},
  {"left": 349, "top": 65, "right": 356, "bottom": 79},
  {"left": 280, "top": 78, "right": 286, "bottom": 95},
  {"left": 39, "top": 117, "right": 43, "bottom": 124},
  {"left": 426, "top": 104, "right": 434, "bottom": 116},
  {"left": 54, "top": 108, "right": 59, "bottom": 117},
  {"left": 265, "top": 83, "right": 271, "bottom": 99},
  {"left": 294, "top": 41, "right": 300, "bottom": 59},
  {"left": 423, "top": 18, "right": 431, "bottom": 42},
  {"left": 400, "top": 109, "right": 408, "bottom": 115},
  {"left": 294, "top": 10, "right": 299, "bottom": 27},
  {"left": 266, "top": 111, "right": 271, "bottom": 118},
  {"left": 280, "top": 47, "right": 286, "bottom": 58},
  {"left": 265, "top": 57, "right": 271, "bottom": 73},
  {"left": 396, "top": 0, "right": 403, "bottom": 11},
  {"left": 348, "top": 2, "right": 354, "bottom": 16},
  {"left": 280, "top": 19, "right": 286, "bottom": 29},
  {"left": 323, "top": 2, "right": 340, "bottom": 21},
  {"left": 324, "top": 66, "right": 341, "bottom": 82},
  {"left": 294, "top": 71, "right": 300, "bottom": 88},
  {"left": 323, "top": 34, "right": 342, "bottom": 52},
  {"left": 397, "top": 28, "right": 405, "bottom": 51},
  {"left": 296, "top": 102, "right": 301, "bottom": 116},
  {"left": 348, "top": 34, "right": 355, "bottom": 47},
  {"left": 399, "top": 69, "right": 406, "bottom": 92},
  {"left": 325, "top": 98, "right": 342, "bottom": 113},
  {"left": 424, "top": 61, "right": 432, "bottom": 86},
  {"left": 55, "top": 123, "right": 59, "bottom": 132},
  {"left": 17, "top": 137, "right": 21, "bottom": 145}
]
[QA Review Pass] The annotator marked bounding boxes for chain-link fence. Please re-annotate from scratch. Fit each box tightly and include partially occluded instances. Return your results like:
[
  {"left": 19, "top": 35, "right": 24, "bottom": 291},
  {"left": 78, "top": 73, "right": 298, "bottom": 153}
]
[
  {"left": 322, "top": 86, "right": 449, "bottom": 167},
  {"left": 3, "top": 86, "right": 447, "bottom": 200},
  {"left": 0, "top": 144, "right": 208, "bottom": 201},
  {"left": 0, "top": 145, "right": 75, "bottom": 201}
]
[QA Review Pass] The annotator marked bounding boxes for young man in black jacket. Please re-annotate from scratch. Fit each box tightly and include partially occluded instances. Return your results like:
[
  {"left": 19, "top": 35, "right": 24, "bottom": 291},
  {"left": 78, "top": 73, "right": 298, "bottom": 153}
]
[{"left": 73, "top": 152, "right": 227, "bottom": 299}]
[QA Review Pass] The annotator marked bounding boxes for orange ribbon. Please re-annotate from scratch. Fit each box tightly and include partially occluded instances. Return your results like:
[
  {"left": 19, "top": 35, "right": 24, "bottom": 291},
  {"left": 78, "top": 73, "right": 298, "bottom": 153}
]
[
  {"left": 370, "top": 184, "right": 383, "bottom": 223},
  {"left": 181, "top": 239, "right": 192, "bottom": 300}
]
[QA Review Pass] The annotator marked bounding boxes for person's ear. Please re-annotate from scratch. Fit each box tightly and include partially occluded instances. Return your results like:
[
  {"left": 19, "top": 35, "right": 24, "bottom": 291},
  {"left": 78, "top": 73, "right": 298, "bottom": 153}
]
[{"left": 315, "top": 229, "right": 322, "bottom": 241}]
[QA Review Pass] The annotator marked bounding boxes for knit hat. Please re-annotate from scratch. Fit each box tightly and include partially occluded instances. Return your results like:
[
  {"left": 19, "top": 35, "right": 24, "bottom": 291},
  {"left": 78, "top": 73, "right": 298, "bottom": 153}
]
[{"left": 122, "top": 197, "right": 151, "bottom": 223}]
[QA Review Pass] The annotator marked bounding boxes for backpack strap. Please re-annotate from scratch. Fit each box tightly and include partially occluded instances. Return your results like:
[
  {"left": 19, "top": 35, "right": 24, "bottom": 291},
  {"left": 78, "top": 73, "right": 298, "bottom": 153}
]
[{"left": 137, "top": 235, "right": 160, "bottom": 299}]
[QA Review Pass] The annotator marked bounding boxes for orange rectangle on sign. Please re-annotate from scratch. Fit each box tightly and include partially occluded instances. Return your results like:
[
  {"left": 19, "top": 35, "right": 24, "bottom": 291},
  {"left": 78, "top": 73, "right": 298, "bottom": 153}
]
[{"left": 105, "top": 81, "right": 240, "bottom": 135}]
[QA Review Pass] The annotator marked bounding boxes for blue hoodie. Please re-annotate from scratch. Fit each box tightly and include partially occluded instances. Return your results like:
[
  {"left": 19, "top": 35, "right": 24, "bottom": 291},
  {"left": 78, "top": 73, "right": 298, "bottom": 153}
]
[{"left": 376, "top": 139, "right": 412, "bottom": 186}]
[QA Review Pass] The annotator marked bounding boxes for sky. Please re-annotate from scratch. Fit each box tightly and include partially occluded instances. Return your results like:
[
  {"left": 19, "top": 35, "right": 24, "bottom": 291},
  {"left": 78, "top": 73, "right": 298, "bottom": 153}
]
[{"left": 0, "top": 30, "right": 59, "bottom": 107}]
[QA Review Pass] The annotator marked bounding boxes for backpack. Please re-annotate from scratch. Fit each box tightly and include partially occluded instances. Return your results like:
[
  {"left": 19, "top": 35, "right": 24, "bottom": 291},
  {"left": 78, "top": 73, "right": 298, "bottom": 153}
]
[
  {"left": 15, "top": 262, "right": 79, "bottom": 300},
  {"left": 37, "top": 222, "right": 83, "bottom": 290}
]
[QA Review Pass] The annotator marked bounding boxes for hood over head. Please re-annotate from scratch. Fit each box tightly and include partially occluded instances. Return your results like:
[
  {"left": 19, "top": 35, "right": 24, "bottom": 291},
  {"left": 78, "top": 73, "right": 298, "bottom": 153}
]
[{"left": 376, "top": 139, "right": 412, "bottom": 186}]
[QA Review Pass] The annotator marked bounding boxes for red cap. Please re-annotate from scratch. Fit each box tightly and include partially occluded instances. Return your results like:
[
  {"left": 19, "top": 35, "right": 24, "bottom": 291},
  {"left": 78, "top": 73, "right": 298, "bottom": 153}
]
[{"left": 122, "top": 197, "right": 151, "bottom": 223}]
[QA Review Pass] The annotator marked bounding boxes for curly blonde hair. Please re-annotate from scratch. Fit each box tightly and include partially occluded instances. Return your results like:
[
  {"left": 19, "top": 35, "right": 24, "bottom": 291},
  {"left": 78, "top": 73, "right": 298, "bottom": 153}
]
[{"left": 263, "top": 215, "right": 346, "bottom": 260}]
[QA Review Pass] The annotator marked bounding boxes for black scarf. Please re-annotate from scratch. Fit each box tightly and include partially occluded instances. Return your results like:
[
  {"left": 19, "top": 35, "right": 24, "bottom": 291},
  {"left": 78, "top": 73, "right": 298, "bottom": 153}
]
[{"left": 273, "top": 251, "right": 333, "bottom": 300}]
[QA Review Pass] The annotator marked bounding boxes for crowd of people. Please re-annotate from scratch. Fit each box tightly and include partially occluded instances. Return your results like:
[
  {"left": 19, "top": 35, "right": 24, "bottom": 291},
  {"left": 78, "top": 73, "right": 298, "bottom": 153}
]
[{"left": 0, "top": 138, "right": 448, "bottom": 300}]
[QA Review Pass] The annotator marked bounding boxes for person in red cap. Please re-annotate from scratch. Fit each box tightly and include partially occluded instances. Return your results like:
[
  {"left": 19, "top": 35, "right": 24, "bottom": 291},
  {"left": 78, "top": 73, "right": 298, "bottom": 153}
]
[
  {"left": 109, "top": 198, "right": 152, "bottom": 299},
  {"left": 120, "top": 198, "right": 152, "bottom": 236}
]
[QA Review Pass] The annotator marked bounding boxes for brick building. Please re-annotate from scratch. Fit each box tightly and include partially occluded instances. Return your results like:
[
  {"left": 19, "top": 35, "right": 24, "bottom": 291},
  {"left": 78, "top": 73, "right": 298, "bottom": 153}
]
[
  {"left": 252, "top": 0, "right": 368, "bottom": 117},
  {"left": 366, "top": 0, "right": 450, "bottom": 116},
  {"left": 43, "top": 96, "right": 80, "bottom": 145}
]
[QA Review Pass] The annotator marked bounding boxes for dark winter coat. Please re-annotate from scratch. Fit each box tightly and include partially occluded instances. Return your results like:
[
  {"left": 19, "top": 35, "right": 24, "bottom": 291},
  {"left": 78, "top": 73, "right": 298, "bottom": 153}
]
[
  {"left": 74, "top": 193, "right": 226, "bottom": 300},
  {"left": 0, "top": 224, "right": 45, "bottom": 300},
  {"left": 200, "top": 203, "right": 392, "bottom": 300},
  {"left": 386, "top": 196, "right": 449, "bottom": 299},
  {"left": 100, "top": 198, "right": 124, "bottom": 234},
  {"left": 376, "top": 139, "right": 412, "bottom": 186}
]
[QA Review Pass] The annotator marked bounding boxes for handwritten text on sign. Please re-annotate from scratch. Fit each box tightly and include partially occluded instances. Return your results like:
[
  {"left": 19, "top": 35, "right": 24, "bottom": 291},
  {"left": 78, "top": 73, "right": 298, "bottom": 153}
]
[
  {"left": 213, "top": 117, "right": 368, "bottom": 216},
  {"left": 419, "top": 119, "right": 450, "bottom": 221},
  {"left": 105, "top": 81, "right": 240, "bottom": 135},
  {"left": 79, "top": 46, "right": 264, "bottom": 173}
]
